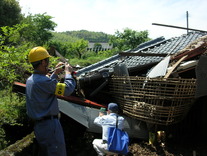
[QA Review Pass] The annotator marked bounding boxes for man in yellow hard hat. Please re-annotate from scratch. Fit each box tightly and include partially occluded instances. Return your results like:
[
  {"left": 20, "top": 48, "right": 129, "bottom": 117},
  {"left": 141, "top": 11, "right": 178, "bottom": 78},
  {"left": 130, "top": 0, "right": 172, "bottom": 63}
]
[{"left": 26, "top": 46, "right": 76, "bottom": 156}]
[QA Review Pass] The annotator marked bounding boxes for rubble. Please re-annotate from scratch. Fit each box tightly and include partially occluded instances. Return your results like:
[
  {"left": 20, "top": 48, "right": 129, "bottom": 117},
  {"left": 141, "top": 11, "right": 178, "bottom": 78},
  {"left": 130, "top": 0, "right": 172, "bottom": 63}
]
[{"left": 10, "top": 32, "right": 207, "bottom": 155}]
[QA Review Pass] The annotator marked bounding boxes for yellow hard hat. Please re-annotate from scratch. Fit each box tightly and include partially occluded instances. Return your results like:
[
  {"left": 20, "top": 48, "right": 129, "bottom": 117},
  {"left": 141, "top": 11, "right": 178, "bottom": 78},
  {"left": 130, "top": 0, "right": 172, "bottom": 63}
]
[{"left": 28, "top": 46, "right": 51, "bottom": 63}]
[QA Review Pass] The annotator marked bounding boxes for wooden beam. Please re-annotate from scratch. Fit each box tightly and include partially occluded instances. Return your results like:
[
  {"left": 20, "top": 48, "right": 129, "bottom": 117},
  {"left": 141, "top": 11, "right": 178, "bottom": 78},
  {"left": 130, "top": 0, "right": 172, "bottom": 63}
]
[
  {"left": 164, "top": 55, "right": 188, "bottom": 78},
  {"left": 171, "top": 43, "right": 207, "bottom": 61},
  {"left": 152, "top": 23, "right": 207, "bottom": 33}
]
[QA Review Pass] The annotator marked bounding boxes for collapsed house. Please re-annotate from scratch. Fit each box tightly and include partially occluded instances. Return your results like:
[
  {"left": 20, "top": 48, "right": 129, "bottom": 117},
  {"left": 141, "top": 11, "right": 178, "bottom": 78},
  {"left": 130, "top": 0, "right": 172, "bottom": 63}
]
[
  {"left": 13, "top": 31, "right": 207, "bottom": 141},
  {"left": 77, "top": 32, "right": 206, "bottom": 119},
  {"left": 73, "top": 31, "right": 207, "bottom": 140}
]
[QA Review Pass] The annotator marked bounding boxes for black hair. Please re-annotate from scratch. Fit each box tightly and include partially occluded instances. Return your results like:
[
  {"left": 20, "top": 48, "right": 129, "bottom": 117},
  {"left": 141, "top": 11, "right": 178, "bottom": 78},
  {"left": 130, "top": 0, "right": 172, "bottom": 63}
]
[
  {"left": 31, "top": 57, "right": 49, "bottom": 69},
  {"left": 31, "top": 60, "right": 41, "bottom": 69}
]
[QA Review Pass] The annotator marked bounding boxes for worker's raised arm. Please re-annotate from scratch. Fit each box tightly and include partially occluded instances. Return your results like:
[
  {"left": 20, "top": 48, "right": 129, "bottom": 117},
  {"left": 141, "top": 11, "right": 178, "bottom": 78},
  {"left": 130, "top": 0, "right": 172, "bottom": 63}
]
[{"left": 51, "top": 62, "right": 76, "bottom": 96}]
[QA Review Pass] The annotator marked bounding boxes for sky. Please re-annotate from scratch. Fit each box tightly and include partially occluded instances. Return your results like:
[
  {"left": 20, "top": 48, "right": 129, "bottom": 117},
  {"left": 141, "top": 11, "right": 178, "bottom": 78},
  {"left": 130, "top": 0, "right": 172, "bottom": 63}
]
[{"left": 18, "top": 0, "right": 207, "bottom": 39}]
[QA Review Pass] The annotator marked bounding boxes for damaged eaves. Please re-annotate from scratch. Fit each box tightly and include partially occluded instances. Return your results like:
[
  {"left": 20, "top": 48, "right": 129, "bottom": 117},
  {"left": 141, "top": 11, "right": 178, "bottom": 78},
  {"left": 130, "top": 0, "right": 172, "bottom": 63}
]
[{"left": 77, "top": 32, "right": 207, "bottom": 78}]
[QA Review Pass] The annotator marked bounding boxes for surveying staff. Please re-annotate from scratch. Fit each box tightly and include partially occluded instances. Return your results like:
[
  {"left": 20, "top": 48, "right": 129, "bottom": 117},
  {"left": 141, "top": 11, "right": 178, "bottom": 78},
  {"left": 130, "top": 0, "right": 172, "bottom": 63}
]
[
  {"left": 26, "top": 46, "right": 76, "bottom": 156},
  {"left": 92, "top": 103, "right": 124, "bottom": 156}
]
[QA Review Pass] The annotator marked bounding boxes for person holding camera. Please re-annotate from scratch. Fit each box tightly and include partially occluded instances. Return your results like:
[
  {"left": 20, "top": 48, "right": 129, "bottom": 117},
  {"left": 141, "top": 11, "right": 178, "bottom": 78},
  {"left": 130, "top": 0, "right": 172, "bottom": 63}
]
[
  {"left": 92, "top": 103, "right": 125, "bottom": 156},
  {"left": 26, "top": 46, "right": 76, "bottom": 156}
]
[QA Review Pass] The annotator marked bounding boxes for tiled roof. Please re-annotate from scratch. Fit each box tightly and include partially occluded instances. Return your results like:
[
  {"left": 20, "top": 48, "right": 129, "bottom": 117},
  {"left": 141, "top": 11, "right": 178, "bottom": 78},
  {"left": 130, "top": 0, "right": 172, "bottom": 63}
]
[{"left": 77, "top": 32, "right": 207, "bottom": 76}]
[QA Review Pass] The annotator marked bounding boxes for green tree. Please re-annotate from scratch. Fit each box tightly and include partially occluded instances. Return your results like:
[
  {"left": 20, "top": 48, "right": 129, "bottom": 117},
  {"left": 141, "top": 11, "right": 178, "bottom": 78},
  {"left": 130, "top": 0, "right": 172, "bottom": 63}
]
[
  {"left": 0, "top": 19, "right": 60, "bottom": 150},
  {"left": 110, "top": 28, "right": 151, "bottom": 51},
  {"left": 0, "top": 25, "right": 31, "bottom": 86},
  {"left": 72, "top": 39, "right": 88, "bottom": 59},
  {"left": 51, "top": 32, "right": 79, "bottom": 43},
  {"left": 65, "top": 30, "right": 111, "bottom": 42},
  {"left": 49, "top": 32, "right": 80, "bottom": 58},
  {"left": 21, "top": 13, "right": 57, "bottom": 45},
  {"left": 1, "top": 24, "right": 30, "bottom": 46},
  {"left": 0, "top": 0, "right": 22, "bottom": 27}
]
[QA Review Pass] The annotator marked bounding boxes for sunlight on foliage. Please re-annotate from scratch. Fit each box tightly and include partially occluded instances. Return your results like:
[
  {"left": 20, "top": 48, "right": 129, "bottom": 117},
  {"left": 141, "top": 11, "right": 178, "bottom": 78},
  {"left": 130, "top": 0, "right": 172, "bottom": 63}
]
[{"left": 0, "top": 25, "right": 33, "bottom": 87}]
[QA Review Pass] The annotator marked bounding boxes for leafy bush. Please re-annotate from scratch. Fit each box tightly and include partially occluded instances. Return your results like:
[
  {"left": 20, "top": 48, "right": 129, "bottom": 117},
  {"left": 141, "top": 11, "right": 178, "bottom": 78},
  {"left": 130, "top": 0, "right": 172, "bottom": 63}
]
[
  {"left": 69, "top": 48, "right": 119, "bottom": 67},
  {"left": 70, "top": 54, "right": 108, "bottom": 67},
  {"left": 0, "top": 25, "right": 33, "bottom": 88},
  {"left": 0, "top": 23, "right": 59, "bottom": 150},
  {"left": 0, "top": 90, "right": 26, "bottom": 150}
]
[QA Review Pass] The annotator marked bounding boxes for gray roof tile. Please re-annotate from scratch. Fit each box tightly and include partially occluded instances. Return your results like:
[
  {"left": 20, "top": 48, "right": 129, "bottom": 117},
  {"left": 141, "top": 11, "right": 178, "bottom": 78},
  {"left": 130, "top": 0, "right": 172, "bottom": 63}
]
[{"left": 77, "top": 32, "right": 207, "bottom": 76}]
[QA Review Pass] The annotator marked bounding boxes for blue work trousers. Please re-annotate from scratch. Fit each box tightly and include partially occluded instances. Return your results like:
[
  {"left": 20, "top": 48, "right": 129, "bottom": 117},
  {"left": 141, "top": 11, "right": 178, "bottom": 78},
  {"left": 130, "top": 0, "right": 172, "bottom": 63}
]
[{"left": 34, "top": 118, "right": 67, "bottom": 156}]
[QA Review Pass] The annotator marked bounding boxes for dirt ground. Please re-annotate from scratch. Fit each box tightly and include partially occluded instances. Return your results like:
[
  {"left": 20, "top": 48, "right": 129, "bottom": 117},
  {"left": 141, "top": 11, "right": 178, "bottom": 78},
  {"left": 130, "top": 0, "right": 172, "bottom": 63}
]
[
  {"left": 61, "top": 118, "right": 207, "bottom": 156},
  {"left": 51, "top": 132, "right": 207, "bottom": 156},
  {"left": 60, "top": 113, "right": 207, "bottom": 156},
  {"left": 3, "top": 113, "right": 206, "bottom": 156},
  {"left": 5, "top": 126, "right": 207, "bottom": 156},
  {"left": 13, "top": 132, "right": 207, "bottom": 156},
  {"left": 128, "top": 141, "right": 207, "bottom": 156}
]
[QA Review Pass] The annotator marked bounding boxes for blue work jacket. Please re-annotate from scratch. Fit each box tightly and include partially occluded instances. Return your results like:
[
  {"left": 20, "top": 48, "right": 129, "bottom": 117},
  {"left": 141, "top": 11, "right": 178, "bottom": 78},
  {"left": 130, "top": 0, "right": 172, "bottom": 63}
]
[{"left": 26, "top": 72, "right": 76, "bottom": 120}]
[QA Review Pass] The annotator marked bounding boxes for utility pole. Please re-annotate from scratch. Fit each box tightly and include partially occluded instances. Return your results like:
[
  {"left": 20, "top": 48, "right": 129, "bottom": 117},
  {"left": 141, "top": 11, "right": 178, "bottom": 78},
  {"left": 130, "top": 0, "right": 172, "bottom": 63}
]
[{"left": 186, "top": 11, "right": 189, "bottom": 34}]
